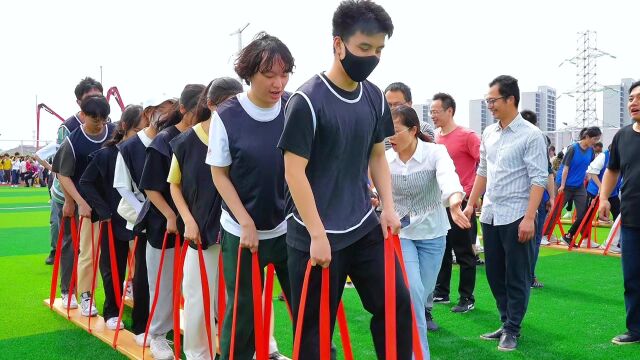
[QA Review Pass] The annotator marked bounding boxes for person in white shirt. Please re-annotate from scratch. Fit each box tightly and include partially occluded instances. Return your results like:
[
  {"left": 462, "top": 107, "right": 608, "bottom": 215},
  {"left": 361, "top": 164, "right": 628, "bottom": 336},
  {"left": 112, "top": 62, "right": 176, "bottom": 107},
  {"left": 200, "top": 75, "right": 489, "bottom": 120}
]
[{"left": 386, "top": 105, "right": 470, "bottom": 357}]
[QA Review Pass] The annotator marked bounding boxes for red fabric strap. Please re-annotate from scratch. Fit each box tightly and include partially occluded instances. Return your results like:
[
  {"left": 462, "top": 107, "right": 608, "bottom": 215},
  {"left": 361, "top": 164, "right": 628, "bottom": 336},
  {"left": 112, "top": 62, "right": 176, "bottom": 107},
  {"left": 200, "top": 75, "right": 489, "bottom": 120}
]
[
  {"left": 142, "top": 231, "right": 169, "bottom": 360},
  {"left": 49, "top": 217, "right": 65, "bottom": 308},
  {"left": 113, "top": 236, "right": 138, "bottom": 348}
]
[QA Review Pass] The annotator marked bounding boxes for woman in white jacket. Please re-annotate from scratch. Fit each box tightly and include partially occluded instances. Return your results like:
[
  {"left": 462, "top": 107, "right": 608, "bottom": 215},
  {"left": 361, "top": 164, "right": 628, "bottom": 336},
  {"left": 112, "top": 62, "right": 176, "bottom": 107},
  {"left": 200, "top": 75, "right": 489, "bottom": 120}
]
[{"left": 386, "top": 105, "right": 470, "bottom": 359}]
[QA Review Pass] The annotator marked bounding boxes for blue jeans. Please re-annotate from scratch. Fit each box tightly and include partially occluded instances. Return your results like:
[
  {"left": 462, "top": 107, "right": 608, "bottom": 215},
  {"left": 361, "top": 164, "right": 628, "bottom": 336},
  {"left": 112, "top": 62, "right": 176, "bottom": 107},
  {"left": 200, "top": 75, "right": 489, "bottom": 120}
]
[
  {"left": 400, "top": 236, "right": 446, "bottom": 360},
  {"left": 620, "top": 226, "right": 640, "bottom": 336},
  {"left": 531, "top": 198, "right": 548, "bottom": 281}
]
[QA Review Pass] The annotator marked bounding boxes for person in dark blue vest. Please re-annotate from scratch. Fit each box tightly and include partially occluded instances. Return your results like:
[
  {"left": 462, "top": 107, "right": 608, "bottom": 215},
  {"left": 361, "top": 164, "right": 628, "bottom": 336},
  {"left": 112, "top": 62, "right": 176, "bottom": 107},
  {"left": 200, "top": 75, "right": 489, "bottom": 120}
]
[
  {"left": 139, "top": 84, "right": 205, "bottom": 360},
  {"left": 587, "top": 144, "right": 622, "bottom": 220},
  {"left": 278, "top": 1, "right": 413, "bottom": 359},
  {"left": 113, "top": 98, "right": 176, "bottom": 347},
  {"left": 48, "top": 77, "right": 103, "bottom": 305},
  {"left": 79, "top": 105, "right": 147, "bottom": 330},
  {"left": 52, "top": 95, "right": 115, "bottom": 317},
  {"left": 169, "top": 78, "right": 243, "bottom": 360},
  {"left": 598, "top": 80, "right": 640, "bottom": 345},
  {"left": 558, "top": 127, "right": 602, "bottom": 246},
  {"left": 207, "top": 33, "right": 294, "bottom": 360}
]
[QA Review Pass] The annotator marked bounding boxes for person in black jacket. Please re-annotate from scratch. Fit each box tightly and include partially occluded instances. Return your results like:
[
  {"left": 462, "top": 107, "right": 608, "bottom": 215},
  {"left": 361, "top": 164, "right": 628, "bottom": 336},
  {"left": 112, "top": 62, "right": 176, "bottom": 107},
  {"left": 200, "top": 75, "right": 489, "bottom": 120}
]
[
  {"left": 80, "top": 105, "right": 147, "bottom": 330},
  {"left": 139, "top": 84, "right": 205, "bottom": 360},
  {"left": 169, "top": 77, "right": 243, "bottom": 360}
]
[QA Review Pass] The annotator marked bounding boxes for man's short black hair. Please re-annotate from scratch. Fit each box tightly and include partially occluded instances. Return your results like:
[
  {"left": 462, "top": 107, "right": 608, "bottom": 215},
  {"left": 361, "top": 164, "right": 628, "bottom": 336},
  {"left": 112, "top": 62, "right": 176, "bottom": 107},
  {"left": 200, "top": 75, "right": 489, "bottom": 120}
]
[
  {"left": 74, "top": 77, "right": 103, "bottom": 100},
  {"left": 489, "top": 75, "right": 520, "bottom": 107},
  {"left": 234, "top": 32, "right": 295, "bottom": 85},
  {"left": 520, "top": 109, "right": 537, "bottom": 125},
  {"left": 432, "top": 92, "right": 457, "bottom": 116},
  {"left": 630, "top": 80, "right": 640, "bottom": 94},
  {"left": 385, "top": 82, "right": 411, "bottom": 103},
  {"left": 80, "top": 95, "right": 110, "bottom": 120},
  {"left": 594, "top": 142, "right": 603, "bottom": 148},
  {"left": 332, "top": 0, "right": 394, "bottom": 41}
]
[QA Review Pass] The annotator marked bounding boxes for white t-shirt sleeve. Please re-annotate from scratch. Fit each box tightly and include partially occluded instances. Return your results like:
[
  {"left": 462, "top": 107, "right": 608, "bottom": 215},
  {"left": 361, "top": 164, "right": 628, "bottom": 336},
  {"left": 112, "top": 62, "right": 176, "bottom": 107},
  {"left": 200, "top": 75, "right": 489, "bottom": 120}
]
[
  {"left": 587, "top": 152, "right": 606, "bottom": 175},
  {"left": 206, "top": 112, "right": 232, "bottom": 167},
  {"left": 113, "top": 153, "right": 133, "bottom": 190},
  {"left": 35, "top": 142, "right": 59, "bottom": 160}
]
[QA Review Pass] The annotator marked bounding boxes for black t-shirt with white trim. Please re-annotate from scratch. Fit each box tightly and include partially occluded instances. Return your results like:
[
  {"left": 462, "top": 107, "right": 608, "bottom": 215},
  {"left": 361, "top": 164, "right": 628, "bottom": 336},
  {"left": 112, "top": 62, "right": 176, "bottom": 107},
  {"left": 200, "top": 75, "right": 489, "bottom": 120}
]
[
  {"left": 278, "top": 73, "right": 393, "bottom": 251},
  {"left": 608, "top": 124, "right": 640, "bottom": 228}
]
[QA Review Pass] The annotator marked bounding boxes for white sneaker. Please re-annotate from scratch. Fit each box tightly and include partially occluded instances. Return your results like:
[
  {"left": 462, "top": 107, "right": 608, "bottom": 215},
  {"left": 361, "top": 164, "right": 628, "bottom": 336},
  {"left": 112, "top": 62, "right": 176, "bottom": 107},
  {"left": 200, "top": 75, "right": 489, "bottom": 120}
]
[
  {"left": 80, "top": 294, "right": 98, "bottom": 317},
  {"left": 540, "top": 236, "right": 550, "bottom": 246},
  {"left": 61, "top": 293, "right": 78, "bottom": 309},
  {"left": 150, "top": 336, "right": 174, "bottom": 360},
  {"left": 609, "top": 245, "right": 621, "bottom": 253},
  {"left": 563, "top": 212, "right": 573, "bottom": 219},
  {"left": 135, "top": 333, "right": 151, "bottom": 347},
  {"left": 580, "top": 241, "right": 601, "bottom": 249},
  {"left": 106, "top": 317, "right": 124, "bottom": 330}
]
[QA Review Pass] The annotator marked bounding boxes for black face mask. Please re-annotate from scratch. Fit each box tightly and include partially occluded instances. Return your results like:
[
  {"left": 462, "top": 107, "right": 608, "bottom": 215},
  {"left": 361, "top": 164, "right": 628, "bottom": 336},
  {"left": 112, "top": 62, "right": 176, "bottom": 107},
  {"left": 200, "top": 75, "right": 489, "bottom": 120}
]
[{"left": 340, "top": 42, "right": 380, "bottom": 83}]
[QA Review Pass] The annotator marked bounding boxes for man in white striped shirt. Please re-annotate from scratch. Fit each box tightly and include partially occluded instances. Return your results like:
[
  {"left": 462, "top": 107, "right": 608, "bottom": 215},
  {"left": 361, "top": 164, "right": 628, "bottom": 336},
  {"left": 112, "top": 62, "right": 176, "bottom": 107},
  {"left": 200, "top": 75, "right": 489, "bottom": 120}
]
[{"left": 464, "top": 75, "right": 548, "bottom": 352}]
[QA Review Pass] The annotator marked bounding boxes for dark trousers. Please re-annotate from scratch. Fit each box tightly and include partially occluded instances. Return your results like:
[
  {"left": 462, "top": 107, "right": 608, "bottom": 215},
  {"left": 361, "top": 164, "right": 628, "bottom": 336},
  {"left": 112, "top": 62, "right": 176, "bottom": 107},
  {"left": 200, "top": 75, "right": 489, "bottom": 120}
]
[
  {"left": 482, "top": 218, "right": 534, "bottom": 335},
  {"left": 563, "top": 186, "right": 588, "bottom": 236},
  {"left": 435, "top": 205, "right": 477, "bottom": 302},
  {"left": 99, "top": 227, "right": 129, "bottom": 320},
  {"left": 220, "top": 231, "right": 292, "bottom": 360},
  {"left": 620, "top": 226, "right": 640, "bottom": 336},
  {"left": 132, "top": 234, "right": 150, "bottom": 335},
  {"left": 54, "top": 202, "right": 76, "bottom": 294},
  {"left": 532, "top": 199, "right": 548, "bottom": 280},
  {"left": 288, "top": 227, "right": 413, "bottom": 360},
  {"left": 11, "top": 170, "right": 19, "bottom": 185}
]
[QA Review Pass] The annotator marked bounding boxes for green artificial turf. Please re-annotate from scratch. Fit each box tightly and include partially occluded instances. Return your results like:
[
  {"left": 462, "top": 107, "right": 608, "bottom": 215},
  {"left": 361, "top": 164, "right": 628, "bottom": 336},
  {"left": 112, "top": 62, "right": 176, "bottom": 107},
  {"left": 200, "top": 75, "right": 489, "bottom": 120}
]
[{"left": 1, "top": 186, "right": 638, "bottom": 359}]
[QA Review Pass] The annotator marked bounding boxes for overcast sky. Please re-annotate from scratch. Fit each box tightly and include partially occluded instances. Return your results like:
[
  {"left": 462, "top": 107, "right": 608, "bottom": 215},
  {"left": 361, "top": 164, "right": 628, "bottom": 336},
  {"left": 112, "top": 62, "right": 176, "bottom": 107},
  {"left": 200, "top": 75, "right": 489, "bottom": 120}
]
[{"left": 0, "top": 0, "right": 637, "bottom": 149}]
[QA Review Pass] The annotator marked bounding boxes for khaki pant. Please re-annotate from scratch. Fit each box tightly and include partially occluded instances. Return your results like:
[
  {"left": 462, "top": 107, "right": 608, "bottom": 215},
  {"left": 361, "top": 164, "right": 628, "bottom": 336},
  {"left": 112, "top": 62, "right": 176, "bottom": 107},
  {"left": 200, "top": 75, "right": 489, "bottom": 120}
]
[{"left": 77, "top": 217, "right": 101, "bottom": 296}]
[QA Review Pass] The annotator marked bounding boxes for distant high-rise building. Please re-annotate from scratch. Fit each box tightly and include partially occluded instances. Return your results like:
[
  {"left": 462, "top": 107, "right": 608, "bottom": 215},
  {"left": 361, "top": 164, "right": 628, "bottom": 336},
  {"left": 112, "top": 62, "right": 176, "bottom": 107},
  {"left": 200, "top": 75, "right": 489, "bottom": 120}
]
[
  {"left": 469, "top": 99, "right": 494, "bottom": 134},
  {"left": 603, "top": 78, "right": 635, "bottom": 128},
  {"left": 520, "top": 86, "right": 557, "bottom": 131}
]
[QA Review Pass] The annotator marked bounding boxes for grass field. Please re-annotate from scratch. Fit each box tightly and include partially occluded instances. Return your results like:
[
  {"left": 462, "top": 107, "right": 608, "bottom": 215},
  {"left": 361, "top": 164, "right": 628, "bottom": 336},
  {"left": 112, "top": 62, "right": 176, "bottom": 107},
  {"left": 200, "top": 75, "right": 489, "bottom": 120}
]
[{"left": 1, "top": 186, "right": 637, "bottom": 359}]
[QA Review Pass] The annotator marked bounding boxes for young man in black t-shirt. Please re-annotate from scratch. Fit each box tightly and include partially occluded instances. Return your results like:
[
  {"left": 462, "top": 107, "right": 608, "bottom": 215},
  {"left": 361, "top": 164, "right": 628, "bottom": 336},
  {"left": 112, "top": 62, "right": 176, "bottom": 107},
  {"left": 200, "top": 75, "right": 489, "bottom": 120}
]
[
  {"left": 278, "top": 1, "right": 413, "bottom": 358},
  {"left": 599, "top": 80, "right": 640, "bottom": 345}
]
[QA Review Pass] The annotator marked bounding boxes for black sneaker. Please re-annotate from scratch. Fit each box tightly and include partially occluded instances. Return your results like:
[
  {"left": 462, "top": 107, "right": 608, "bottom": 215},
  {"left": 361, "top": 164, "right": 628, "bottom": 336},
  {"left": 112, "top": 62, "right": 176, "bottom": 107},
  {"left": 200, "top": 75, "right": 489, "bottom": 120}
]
[
  {"left": 612, "top": 332, "right": 640, "bottom": 345},
  {"left": 268, "top": 351, "right": 292, "bottom": 360},
  {"left": 45, "top": 252, "right": 55, "bottom": 265},
  {"left": 562, "top": 234, "right": 574, "bottom": 246},
  {"left": 498, "top": 332, "right": 518, "bottom": 351},
  {"left": 425, "top": 309, "right": 438, "bottom": 331},
  {"left": 475, "top": 255, "right": 485, "bottom": 266},
  {"left": 451, "top": 298, "right": 475, "bottom": 313},
  {"left": 433, "top": 295, "right": 450, "bottom": 304},
  {"left": 480, "top": 327, "right": 504, "bottom": 341},
  {"left": 531, "top": 278, "right": 544, "bottom": 289}
]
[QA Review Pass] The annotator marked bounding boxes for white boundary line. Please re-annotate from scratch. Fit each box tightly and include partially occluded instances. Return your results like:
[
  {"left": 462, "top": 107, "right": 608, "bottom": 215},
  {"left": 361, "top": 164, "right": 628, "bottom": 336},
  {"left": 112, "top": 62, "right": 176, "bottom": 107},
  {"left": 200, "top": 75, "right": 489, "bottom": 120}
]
[{"left": 0, "top": 205, "right": 50, "bottom": 210}]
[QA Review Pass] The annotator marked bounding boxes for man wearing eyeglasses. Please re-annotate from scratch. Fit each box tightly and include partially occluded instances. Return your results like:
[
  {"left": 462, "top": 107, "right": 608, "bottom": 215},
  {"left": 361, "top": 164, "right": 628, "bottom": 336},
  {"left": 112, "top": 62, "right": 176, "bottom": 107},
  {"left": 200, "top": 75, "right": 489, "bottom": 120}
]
[
  {"left": 384, "top": 82, "right": 435, "bottom": 140},
  {"left": 463, "top": 75, "right": 548, "bottom": 351},
  {"left": 430, "top": 93, "right": 480, "bottom": 323}
]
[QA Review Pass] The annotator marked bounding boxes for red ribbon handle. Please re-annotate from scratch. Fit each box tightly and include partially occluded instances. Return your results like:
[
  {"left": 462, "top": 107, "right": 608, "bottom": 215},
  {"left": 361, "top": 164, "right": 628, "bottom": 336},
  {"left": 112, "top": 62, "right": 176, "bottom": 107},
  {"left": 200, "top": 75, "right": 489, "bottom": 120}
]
[
  {"left": 87, "top": 221, "right": 104, "bottom": 332},
  {"left": 387, "top": 229, "right": 425, "bottom": 360},
  {"left": 113, "top": 235, "right": 139, "bottom": 348},
  {"left": 49, "top": 217, "right": 65, "bottom": 308},
  {"left": 66, "top": 216, "right": 81, "bottom": 319},
  {"left": 142, "top": 231, "right": 169, "bottom": 360},
  {"left": 197, "top": 243, "right": 214, "bottom": 360}
]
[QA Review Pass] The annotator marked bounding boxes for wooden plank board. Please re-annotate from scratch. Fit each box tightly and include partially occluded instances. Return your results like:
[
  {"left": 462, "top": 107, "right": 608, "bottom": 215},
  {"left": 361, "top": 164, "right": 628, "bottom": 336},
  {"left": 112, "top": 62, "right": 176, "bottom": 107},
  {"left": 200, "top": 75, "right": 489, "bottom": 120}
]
[
  {"left": 547, "top": 244, "right": 621, "bottom": 257},
  {"left": 43, "top": 298, "right": 153, "bottom": 360}
]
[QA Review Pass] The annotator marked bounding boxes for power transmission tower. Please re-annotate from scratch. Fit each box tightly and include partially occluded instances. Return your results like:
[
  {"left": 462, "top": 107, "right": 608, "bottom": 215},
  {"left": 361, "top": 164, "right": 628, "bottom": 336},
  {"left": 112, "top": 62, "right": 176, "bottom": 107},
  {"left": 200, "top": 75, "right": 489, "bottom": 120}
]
[
  {"left": 230, "top": 23, "right": 250, "bottom": 82},
  {"left": 559, "top": 30, "right": 616, "bottom": 128}
]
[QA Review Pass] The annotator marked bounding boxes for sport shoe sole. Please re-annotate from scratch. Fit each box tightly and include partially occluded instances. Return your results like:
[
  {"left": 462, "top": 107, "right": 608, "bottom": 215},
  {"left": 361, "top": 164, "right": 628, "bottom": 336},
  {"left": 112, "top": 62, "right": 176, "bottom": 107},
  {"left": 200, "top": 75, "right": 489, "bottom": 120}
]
[
  {"left": 451, "top": 303, "right": 475, "bottom": 313},
  {"left": 612, "top": 338, "right": 640, "bottom": 345},
  {"left": 498, "top": 345, "right": 516, "bottom": 351}
]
